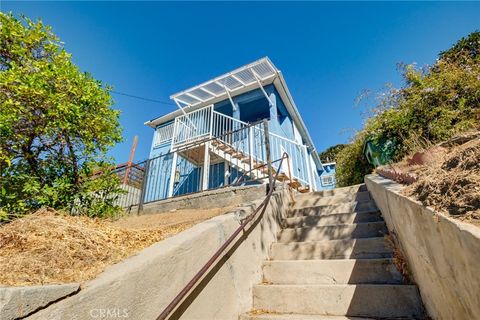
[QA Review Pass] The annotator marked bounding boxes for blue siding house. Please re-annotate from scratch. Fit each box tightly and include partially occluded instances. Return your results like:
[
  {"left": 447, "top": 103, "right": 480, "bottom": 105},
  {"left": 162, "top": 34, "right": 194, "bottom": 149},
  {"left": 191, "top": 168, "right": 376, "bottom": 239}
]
[{"left": 143, "top": 58, "right": 335, "bottom": 203}]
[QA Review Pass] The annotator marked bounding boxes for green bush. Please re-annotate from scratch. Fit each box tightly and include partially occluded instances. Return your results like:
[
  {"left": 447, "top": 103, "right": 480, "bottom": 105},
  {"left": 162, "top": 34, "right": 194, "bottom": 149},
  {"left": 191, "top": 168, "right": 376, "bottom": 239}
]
[
  {"left": 336, "top": 31, "right": 480, "bottom": 187},
  {"left": 335, "top": 132, "right": 373, "bottom": 187}
]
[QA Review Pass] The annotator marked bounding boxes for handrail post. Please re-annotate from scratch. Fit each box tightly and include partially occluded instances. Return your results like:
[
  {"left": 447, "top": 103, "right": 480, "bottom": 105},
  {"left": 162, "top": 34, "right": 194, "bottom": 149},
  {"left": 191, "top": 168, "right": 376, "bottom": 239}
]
[
  {"left": 263, "top": 119, "right": 273, "bottom": 191},
  {"left": 286, "top": 154, "right": 295, "bottom": 203},
  {"left": 138, "top": 159, "right": 150, "bottom": 214}
]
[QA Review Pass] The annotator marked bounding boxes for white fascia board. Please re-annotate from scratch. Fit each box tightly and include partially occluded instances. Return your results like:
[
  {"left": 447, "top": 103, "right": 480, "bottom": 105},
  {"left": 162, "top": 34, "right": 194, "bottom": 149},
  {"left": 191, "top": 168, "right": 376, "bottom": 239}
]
[{"left": 273, "top": 73, "right": 324, "bottom": 171}]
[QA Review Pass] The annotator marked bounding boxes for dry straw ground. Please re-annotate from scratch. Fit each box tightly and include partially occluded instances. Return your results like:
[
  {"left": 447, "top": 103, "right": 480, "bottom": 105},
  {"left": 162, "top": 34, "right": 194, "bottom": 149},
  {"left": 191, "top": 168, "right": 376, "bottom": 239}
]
[
  {"left": 0, "top": 207, "right": 230, "bottom": 286},
  {"left": 405, "top": 137, "right": 480, "bottom": 224}
]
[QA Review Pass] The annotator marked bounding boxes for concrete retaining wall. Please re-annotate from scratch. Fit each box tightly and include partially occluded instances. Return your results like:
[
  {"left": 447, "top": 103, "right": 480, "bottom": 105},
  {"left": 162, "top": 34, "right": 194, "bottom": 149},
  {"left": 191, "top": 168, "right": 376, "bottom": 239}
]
[
  {"left": 365, "top": 174, "right": 480, "bottom": 320},
  {"left": 27, "top": 187, "right": 290, "bottom": 320},
  {"left": 0, "top": 284, "right": 80, "bottom": 320},
  {"left": 139, "top": 185, "right": 265, "bottom": 214}
]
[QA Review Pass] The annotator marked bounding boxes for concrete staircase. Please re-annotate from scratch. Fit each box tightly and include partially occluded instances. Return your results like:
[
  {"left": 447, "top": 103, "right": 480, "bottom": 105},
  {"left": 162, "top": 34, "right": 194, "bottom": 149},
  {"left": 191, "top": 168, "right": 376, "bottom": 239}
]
[{"left": 240, "top": 184, "right": 425, "bottom": 320}]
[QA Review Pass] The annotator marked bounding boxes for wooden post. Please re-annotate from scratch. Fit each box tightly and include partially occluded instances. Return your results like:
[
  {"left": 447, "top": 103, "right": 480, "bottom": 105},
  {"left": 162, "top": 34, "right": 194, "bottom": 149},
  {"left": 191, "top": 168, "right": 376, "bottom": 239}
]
[{"left": 123, "top": 135, "right": 138, "bottom": 185}]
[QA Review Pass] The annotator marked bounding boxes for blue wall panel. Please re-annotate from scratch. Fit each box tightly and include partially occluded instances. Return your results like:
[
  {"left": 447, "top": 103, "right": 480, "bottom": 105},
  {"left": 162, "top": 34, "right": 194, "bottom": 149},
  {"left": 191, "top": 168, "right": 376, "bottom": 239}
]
[{"left": 144, "top": 153, "right": 173, "bottom": 202}]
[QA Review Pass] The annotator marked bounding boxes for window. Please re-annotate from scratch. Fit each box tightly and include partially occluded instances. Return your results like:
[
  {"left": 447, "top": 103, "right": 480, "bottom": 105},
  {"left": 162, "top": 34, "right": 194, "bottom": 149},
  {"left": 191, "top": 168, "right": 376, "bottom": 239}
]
[
  {"left": 155, "top": 123, "right": 174, "bottom": 146},
  {"left": 321, "top": 175, "right": 335, "bottom": 186},
  {"left": 239, "top": 98, "right": 270, "bottom": 123}
]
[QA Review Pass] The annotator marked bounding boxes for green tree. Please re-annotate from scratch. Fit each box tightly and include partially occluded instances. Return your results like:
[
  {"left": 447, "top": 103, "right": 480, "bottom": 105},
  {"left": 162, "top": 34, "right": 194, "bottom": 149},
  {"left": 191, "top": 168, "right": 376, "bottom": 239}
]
[
  {"left": 0, "top": 13, "right": 123, "bottom": 219},
  {"left": 318, "top": 144, "right": 346, "bottom": 163}
]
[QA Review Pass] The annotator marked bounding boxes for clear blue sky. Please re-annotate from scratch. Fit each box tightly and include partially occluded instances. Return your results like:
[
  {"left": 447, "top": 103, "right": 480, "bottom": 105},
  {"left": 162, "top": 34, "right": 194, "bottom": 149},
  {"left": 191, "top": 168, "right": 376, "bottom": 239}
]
[{"left": 2, "top": 1, "right": 479, "bottom": 163}]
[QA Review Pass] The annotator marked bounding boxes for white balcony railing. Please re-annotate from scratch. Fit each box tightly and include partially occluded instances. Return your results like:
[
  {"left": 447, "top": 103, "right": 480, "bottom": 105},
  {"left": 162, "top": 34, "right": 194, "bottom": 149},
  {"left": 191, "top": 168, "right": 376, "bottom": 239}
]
[
  {"left": 155, "top": 123, "right": 174, "bottom": 145},
  {"left": 172, "top": 105, "right": 213, "bottom": 147},
  {"left": 155, "top": 104, "right": 313, "bottom": 188}
]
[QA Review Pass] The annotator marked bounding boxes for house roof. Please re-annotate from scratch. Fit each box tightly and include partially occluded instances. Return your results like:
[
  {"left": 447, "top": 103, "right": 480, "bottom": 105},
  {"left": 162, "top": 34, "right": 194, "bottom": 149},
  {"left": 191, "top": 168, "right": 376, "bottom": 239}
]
[
  {"left": 171, "top": 57, "right": 277, "bottom": 107},
  {"left": 144, "top": 57, "right": 324, "bottom": 171},
  {"left": 144, "top": 58, "right": 278, "bottom": 127}
]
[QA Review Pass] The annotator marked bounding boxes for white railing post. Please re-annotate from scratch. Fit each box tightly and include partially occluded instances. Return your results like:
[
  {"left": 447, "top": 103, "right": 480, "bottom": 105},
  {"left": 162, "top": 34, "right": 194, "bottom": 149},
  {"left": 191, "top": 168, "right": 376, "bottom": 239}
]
[
  {"left": 309, "top": 155, "right": 318, "bottom": 191},
  {"left": 170, "top": 118, "right": 179, "bottom": 152},
  {"left": 167, "top": 152, "right": 178, "bottom": 197},
  {"left": 209, "top": 105, "right": 214, "bottom": 138},
  {"left": 303, "top": 146, "right": 313, "bottom": 190}
]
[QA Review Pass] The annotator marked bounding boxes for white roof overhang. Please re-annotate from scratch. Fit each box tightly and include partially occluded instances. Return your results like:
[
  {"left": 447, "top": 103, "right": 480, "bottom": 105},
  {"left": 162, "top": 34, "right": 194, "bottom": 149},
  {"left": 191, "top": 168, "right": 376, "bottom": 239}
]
[{"left": 171, "top": 57, "right": 277, "bottom": 108}]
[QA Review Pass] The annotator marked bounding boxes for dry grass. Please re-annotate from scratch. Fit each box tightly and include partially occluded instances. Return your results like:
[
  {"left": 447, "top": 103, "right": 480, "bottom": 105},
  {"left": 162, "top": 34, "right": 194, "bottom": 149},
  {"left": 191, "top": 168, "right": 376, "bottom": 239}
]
[
  {"left": 248, "top": 309, "right": 277, "bottom": 315},
  {"left": 384, "top": 233, "right": 413, "bottom": 284},
  {"left": 0, "top": 207, "right": 230, "bottom": 286},
  {"left": 404, "top": 138, "right": 480, "bottom": 224}
]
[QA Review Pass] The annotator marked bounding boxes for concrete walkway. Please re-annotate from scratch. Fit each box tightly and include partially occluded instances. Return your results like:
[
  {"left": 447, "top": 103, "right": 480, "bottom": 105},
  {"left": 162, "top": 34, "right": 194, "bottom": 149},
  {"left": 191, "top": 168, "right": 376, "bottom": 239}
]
[{"left": 240, "top": 185, "right": 425, "bottom": 319}]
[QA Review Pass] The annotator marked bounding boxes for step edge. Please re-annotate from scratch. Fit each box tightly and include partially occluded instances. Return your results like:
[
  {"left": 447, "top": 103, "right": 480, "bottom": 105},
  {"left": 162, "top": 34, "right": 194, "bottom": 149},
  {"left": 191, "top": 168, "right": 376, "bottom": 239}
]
[
  {"left": 253, "top": 283, "right": 420, "bottom": 289},
  {"left": 263, "top": 258, "right": 396, "bottom": 264},
  {"left": 271, "top": 236, "right": 388, "bottom": 246},
  {"left": 281, "top": 221, "right": 387, "bottom": 231}
]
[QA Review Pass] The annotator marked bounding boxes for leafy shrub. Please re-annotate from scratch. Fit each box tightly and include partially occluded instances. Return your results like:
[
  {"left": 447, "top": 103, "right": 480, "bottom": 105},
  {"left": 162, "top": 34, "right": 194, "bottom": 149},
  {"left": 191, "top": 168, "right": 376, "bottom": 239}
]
[
  {"left": 335, "top": 132, "right": 373, "bottom": 187},
  {"left": 336, "top": 31, "right": 480, "bottom": 187}
]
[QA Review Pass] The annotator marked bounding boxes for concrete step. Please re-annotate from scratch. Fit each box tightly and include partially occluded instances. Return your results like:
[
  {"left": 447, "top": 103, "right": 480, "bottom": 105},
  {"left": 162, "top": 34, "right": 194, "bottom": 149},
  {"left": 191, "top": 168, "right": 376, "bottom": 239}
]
[
  {"left": 284, "top": 211, "right": 383, "bottom": 228},
  {"left": 289, "top": 202, "right": 378, "bottom": 217},
  {"left": 294, "top": 191, "right": 371, "bottom": 207},
  {"left": 240, "top": 314, "right": 379, "bottom": 320},
  {"left": 305, "top": 184, "right": 368, "bottom": 198},
  {"left": 270, "top": 238, "right": 392, "bottom": 260},
  {"left": 252, "top": 284, "right": 424, "bottom": 318},
  {"left": 278, "top": 222, "right": 388, "bottom": 243},
  {"left": 262, "top": 259, "right": 403, "bottom": 285}
]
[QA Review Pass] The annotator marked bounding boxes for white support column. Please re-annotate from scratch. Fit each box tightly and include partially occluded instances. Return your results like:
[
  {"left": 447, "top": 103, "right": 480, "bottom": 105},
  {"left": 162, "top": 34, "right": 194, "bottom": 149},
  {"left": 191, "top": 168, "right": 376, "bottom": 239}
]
[
  {"left": 167, "top": 152, "right": 178, "bottom": 198},
  {"left": 224, "top": 160, "right": 229, "bottom": 186},
  {"left": 202, "top": 142, "right": 211, "bottom": 191},
  {"left": 303, "top": 146, "right": 313, "bottom": 191}
]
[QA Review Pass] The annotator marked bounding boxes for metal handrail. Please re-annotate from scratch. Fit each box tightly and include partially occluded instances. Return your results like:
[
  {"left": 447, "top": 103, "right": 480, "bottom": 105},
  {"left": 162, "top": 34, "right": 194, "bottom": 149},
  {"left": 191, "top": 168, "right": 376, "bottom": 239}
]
[{"left": 156, "top": 153, "right": 290, "bottom": 320}]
